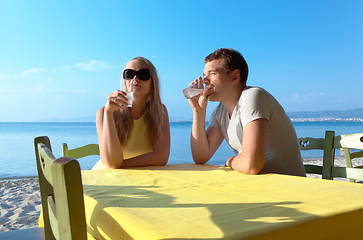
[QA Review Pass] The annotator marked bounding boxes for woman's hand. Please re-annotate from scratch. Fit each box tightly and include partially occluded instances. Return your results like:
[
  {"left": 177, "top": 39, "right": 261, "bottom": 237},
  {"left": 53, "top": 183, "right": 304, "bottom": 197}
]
[{"left": 105, "top": 90, "right": 129, "bottom": 113}]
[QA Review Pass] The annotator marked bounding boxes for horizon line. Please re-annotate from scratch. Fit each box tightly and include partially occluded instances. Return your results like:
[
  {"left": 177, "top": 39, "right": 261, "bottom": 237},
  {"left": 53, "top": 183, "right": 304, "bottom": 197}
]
[{"left": 2, "top": 118, "right": 363, "bottom": 124}]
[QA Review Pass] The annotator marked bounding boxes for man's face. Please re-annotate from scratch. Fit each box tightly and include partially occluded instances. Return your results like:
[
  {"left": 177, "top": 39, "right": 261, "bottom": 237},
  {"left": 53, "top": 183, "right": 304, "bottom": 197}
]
[{"left": 203, "top": 59, "right": 232, "bottom": 102}]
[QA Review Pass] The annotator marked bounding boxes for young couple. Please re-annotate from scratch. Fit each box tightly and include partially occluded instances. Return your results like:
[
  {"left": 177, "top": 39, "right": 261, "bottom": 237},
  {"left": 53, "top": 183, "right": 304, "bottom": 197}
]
[{"left": 92, "top": 48, "right": 306, "bottom": 177}]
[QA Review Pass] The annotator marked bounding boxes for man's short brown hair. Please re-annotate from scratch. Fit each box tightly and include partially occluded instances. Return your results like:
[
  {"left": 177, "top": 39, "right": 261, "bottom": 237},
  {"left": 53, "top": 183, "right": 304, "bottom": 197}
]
[{"left": 204, "top": 48, "right": 248, "bottom": 85}]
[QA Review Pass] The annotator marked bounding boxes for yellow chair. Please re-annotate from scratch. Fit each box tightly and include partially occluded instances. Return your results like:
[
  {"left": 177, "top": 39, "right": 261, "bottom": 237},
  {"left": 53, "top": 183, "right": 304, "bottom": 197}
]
[
  {"left": 34, "top": 136, "right": 88, "bottom": 240},
  {"left": 333, "top": 133, "right": 363, "bottom": 182},
  {"left": 61, "top": 143, "right": 99, "bottom": 160},
  {"left": 297, "top": 130, "right": 335, "bottom": 179}
]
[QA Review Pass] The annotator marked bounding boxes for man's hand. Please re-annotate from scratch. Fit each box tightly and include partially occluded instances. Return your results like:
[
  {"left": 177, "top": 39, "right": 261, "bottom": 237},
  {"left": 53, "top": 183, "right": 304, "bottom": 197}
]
[
  {"left": 187, "top": 77, "right": 209, "bottom": 113},
  {"left": 225, "top": 156, "right": 235, "bottom": 169}
]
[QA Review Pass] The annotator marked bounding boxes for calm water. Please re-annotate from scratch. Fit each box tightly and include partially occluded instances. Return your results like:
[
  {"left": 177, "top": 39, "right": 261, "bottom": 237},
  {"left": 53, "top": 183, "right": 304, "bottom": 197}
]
[{"left": 1, "top": 121, "right": 363, "bottom": 179}]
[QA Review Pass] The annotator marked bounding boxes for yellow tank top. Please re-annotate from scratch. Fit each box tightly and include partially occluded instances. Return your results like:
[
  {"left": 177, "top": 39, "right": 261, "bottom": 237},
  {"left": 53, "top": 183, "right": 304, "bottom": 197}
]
[
  {"left": 92, "top": 115, "right": 153, "bottom": 169},
  {"left": 122, "top": 115, "right": 153, "bottom": 159}
]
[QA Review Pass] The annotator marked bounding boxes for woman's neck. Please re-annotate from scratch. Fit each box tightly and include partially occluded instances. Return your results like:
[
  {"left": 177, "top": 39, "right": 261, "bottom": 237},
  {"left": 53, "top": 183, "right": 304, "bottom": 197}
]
[{"left": 130, "top": 96, "right": 147, "bottom": 119}]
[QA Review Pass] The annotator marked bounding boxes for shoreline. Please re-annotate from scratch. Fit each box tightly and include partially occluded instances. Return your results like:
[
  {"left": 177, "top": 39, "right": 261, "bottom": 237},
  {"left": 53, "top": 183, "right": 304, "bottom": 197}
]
[
  {"left": 2, "top": 118, "right": 363, "bottom": 123},
  {"left": 0, "top": 176, "right": 38, "bottom": 181},
  {"left": 1, "top": 157, "right": 362, "bottom": 232}
]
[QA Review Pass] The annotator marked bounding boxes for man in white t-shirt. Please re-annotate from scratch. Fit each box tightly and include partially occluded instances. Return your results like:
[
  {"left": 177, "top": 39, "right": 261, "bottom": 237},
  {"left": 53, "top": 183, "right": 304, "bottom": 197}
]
[{"left": 187, "top": 48, "right": 306, "bottom": 176}]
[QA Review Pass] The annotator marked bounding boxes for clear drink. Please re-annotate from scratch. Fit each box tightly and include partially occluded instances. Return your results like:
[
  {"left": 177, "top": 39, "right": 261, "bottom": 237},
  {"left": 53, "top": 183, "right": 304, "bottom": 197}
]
[
  {"left": 183, "top": 87, "right": 204, "bottom": 99},
  {"left": 125, "top": 91, "right": 133, "bottom": 107},
  {"left": 121, "top": 78, "right": 133, "bottom": 107}
]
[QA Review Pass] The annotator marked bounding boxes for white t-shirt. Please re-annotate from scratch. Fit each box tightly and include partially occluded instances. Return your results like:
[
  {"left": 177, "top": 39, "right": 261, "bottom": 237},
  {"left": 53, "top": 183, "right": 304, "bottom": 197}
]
[{"left": 209, "top": 87, "right": 306, "bottom": 176}]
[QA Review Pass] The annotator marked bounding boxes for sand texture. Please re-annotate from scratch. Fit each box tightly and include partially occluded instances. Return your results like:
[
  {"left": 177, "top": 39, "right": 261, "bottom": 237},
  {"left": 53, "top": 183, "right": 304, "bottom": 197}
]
[{"left": 0, "top": 178, "right": 41, "bottom": 232}]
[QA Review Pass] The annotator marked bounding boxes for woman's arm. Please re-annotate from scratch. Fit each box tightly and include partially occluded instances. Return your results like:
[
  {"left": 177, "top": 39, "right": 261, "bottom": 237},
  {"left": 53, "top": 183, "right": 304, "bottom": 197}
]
[
  {"left": 120, "top": 105, "right": 171, "bottom": 168},
  {"left": 97, "top": 90, "right": 129, "bottom": 168},
  {"left": 96, "top": 106, "right": 124, "bottom": 168}
]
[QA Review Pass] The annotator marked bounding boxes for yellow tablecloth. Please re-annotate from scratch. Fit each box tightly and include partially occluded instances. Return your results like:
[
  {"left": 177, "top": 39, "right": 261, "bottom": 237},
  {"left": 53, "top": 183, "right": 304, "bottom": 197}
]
[{"left": 81, "top": 164, "right": 363, "bottom": 240}]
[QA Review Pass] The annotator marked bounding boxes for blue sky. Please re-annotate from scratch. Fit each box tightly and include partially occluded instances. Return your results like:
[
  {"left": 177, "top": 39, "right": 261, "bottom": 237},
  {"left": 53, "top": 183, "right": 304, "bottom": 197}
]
[{"left": 1, "top": 0, "right": 362, "bottom": 122}]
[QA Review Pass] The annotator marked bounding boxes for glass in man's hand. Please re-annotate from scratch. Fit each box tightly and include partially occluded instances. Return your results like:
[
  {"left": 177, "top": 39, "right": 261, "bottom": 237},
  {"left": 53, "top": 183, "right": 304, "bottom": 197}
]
[{"left": 182, "top": 82, "right": 204, "bottom": 99}]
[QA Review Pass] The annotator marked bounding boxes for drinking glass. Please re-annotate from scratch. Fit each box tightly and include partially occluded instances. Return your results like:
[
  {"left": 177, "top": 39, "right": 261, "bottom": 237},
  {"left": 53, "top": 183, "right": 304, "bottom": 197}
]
[
  {"left": 182, "top": 83, "right": 204, "bottom": 99},
  {"left": 121, "top": 79, "right": 133, "bottom": 107}
]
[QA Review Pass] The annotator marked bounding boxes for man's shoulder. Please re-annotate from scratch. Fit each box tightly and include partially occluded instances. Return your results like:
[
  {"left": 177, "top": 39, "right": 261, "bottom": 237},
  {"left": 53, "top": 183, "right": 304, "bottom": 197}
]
[
  {"left": 241, "top": 86, "right": 269, "bottom": 95},
  {"left": 239, "top": 86, "right": 271, "bottom": 103}
]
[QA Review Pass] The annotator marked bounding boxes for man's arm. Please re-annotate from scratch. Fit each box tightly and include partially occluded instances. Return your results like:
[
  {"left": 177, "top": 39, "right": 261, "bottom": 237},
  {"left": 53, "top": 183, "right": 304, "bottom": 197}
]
[
  {"left": 225, "top": 118, "right": 268, "bottom": 174},
  {"left": 190, "top": 112, "right": 224, "bottom": 164},
  {"left": 187, "top": 77, "right": 223, "bottom": 164}
]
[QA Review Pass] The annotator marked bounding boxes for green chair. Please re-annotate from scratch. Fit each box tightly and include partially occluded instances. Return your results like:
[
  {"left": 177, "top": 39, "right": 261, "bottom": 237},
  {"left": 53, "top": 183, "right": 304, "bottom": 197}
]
[
  {"left": 62, "top": 143, "right": 99, "bottom": 160},
  {"left": 297, "top": 130, "right": 335, "bottom": 179},
  {"left": 344, "top": 149, "right": 363, "bottom": 169},
  {"left": 34, "top": 136, "right": 89, "bottom": 240},
  {"left": 332, "top": 133, "right": 363, "bottom": 182}
]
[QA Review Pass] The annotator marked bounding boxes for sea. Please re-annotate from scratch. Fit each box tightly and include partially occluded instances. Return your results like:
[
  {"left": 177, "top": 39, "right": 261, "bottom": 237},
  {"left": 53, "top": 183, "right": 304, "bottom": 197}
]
[{"left": 1, "top": 121, "right": 363, "bottom": 179}]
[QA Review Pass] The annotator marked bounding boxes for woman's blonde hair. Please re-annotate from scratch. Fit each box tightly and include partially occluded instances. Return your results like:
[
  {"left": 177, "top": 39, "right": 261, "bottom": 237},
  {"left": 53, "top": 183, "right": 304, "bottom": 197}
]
[{"left": 116, "top": 57, "right": 164, "bottom": 148}]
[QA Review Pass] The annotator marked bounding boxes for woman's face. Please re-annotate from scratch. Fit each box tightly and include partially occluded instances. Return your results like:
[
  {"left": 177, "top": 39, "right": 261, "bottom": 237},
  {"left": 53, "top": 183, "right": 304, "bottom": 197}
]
[{"left": 124, "top": 59, "right": 152, "bottom": 97}]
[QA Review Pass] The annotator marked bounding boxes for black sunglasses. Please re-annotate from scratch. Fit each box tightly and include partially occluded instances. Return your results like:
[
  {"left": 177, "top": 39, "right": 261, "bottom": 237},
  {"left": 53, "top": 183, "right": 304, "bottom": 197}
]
[{"left": 123, "top": 69, "right": 151, "bottom": 81}]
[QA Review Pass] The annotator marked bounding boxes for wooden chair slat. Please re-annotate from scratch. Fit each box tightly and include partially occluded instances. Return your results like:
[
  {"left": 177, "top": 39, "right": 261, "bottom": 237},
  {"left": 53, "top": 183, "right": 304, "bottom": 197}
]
[
  {"left": 62, "top": 143, "right": 99, "bottom": 160},
  {"left": 34, "top": 136, "right": 89, "bottom": 240}
]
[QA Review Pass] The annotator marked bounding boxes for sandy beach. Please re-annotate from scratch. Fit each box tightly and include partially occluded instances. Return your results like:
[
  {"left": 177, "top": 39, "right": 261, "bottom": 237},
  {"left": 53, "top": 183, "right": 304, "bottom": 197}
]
[
  {"left": 0, "top": 178, "right": 41, "bottom": 232},
  {"left": 0, "top": 157, "right": 362, "bottom": 233}
]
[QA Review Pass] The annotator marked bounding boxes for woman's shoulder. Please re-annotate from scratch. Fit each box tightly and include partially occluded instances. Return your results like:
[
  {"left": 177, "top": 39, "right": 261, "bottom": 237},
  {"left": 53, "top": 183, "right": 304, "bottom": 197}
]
[
  {"left": 97, "top": 106, "right": 105, "bottom": 114},
  {"left": 161, "top": 104, "right": 170, "bottom": 121},
  {"left": 96, "top": 106, "right": 124, "bottom": 123},
  {"left": 96, "top": 106, "right": 105, "bottom": 122},
  {"left": 161, "top": 104, "right": 169, "bottom": 114}
]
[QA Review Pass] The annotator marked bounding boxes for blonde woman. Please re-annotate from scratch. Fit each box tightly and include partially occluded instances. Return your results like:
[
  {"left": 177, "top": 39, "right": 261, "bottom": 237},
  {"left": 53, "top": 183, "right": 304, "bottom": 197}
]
[{"left": 92, "top": 57, "right": 170, "bottom": 169}]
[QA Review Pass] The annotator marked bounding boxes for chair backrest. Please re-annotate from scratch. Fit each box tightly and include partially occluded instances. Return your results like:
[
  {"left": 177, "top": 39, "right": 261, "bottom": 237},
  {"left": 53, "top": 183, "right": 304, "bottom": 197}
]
[
  {"left": 344, "top": 150, "right": 363, "bottom": 168},
  {"left": 34, "top": 136, "right": 87, "bottom": 240},
  {"left": 298, "top": 130, "right": 335, "bottom": 179},
  {"left": 62, "top": 143, "right": 99, "bottom": 159},
  {"left": 332, "top": 133, "right": 363, "bottom": 182}
]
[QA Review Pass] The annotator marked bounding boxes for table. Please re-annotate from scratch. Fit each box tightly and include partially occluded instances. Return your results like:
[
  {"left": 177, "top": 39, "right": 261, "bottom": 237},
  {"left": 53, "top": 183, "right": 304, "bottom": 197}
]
[{"left": 81, "top": 164, "right": 363, "bottom": 240}]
